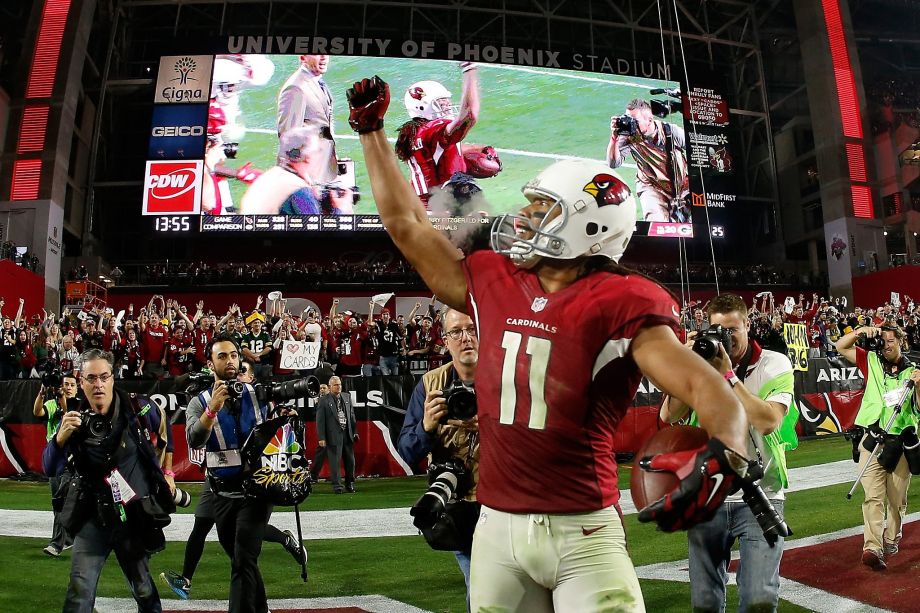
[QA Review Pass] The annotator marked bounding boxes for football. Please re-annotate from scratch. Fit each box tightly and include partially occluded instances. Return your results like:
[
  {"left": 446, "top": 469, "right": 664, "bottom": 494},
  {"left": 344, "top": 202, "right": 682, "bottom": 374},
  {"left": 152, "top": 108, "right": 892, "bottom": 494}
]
[
  {"left": 631, "top": 425, "right": 709, "bottom": 511},
  {"left": 462, "top": 144, "right": 503, "bottom": 178}
]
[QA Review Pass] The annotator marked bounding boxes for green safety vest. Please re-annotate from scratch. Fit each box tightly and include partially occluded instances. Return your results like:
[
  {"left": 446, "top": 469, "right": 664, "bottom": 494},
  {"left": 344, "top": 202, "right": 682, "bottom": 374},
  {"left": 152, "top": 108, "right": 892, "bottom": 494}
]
[{"left": 854, "top": 352, "right": 918, "bottom": 434}]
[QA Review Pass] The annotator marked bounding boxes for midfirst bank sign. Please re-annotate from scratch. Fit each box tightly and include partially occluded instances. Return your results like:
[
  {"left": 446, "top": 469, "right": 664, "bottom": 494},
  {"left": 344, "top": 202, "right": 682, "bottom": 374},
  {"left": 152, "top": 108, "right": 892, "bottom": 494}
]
[{"left": 223, "top": 36, "right": 673, "bottom": 80}]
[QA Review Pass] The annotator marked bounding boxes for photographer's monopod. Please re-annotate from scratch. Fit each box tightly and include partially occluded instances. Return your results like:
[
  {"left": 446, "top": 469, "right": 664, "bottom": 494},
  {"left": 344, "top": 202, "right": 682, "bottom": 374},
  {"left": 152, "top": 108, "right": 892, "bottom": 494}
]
[{"left": 847, "top": 379, "right": 915, "bottom": 500}]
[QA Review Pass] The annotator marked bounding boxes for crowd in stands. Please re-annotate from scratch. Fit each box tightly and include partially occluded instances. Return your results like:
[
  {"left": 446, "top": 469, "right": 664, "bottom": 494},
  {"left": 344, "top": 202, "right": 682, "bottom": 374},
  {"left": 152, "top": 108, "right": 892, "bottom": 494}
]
[
  {"left": 681, "top": 291, "right": 920, "bottom": 358},
  {"left": 0, "top": 293, "right": 447, "bottom": 381},
  {"left": 132, "top": 259, "right": 419, "bottom": 287},
  {"left": 2, "top": 288, "right": 920, "bottom": 381},
  {"left": 1, "top": 241, "right": 41, "bottom": 274},
  {"left": 110, "top": 258, "right": 817, "bottom": 290}
]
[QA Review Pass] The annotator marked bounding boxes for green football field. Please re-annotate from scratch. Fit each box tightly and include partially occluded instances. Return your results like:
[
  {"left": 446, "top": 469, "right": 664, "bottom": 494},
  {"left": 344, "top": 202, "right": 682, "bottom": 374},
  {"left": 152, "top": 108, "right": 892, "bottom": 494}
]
[
  {"left": 1, "top": 436, "right": 912, "bottom": 612},
  {"left": 220, "top": 55, "right": 679, "bottom": 219}
]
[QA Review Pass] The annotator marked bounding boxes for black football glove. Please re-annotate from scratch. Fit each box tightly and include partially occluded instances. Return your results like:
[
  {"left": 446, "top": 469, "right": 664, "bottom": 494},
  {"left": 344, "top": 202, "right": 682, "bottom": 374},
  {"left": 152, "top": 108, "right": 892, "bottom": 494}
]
[
  {"left": 637, "top": 437, "right": 756, "bottom": 532},
  {"left": 346, "top": 76, "right": 390, "bottom": 134}
]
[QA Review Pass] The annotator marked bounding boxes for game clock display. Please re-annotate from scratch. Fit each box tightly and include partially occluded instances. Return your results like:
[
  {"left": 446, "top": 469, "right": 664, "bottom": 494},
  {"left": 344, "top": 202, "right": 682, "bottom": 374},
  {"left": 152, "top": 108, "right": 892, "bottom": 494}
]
[{"left": 154, "top": 216, "right": 192, "bottom": 232}]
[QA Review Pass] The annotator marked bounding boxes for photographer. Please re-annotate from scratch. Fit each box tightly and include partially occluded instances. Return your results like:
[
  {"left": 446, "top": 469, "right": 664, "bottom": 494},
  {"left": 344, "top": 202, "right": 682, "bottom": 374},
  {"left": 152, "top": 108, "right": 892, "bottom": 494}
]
[
  {"left": 397, "top": 308, "right": 479, "bottom": 602},
  {"left": 660, "top": 294, "right": 794, "bottom": 612},
  {"left": 240, "top": 122, "right": 354, "bottom": 216},
  {"left": 34, "top": 371, "right": 78, "bottom": 556},
  {"left": 835, "top": 325, "right": 920, "bottom": 570},
  {"left": 41, "top": 349, "right": 175, "bottom": 612},
  {"left": 185, "top": 333, "right": 273, "bottom": 613},
  {"left": 161, "top": 358, "right": 305, "bottom": 601},
  {"left": 607, "top": 98, "right": 690, "bottom": 223}
]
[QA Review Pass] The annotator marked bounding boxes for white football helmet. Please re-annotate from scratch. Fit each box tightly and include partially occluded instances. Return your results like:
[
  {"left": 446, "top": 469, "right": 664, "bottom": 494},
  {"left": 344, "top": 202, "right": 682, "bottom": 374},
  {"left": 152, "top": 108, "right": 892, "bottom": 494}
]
[
  {"left": 404, "top": 81, "right": 454, "bottom": 120},
  {"left": 490, "top": 159, "right": 637, "bottom": 267}
]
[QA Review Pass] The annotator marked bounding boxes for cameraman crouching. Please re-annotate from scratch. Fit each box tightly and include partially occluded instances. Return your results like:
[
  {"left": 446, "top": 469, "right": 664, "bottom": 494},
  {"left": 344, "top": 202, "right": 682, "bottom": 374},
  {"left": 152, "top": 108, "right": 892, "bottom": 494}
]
[
  {"left": 397, "top": 308, "right": 480, "bottom": 605},
  {"left": 835, "top": 325, "right": 920, "bottom": 570},
  {"left": 42, "top": 349, "right": 175, "bottom": 612},
  {"left": 186, "top": 333, "right": 273, "bottom": 613},
  {"left": 660, "top": 294, "right": 794, "bottom": 612},
  {"left": 34, "top": 370, "right": 78, "bottom": 556}
]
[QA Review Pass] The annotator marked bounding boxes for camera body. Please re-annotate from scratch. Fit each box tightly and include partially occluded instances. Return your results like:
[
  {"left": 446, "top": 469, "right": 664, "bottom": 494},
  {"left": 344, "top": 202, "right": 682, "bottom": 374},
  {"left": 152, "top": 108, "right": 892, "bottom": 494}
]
[
  {"left": 857, "top": 333, "right": 885, "bottom": 352},
  {"left": 38, "top": 360, "right": 64, "bottom": 390},
  {"left": 692, "top": 324, "right": 734, "bottom": 361},
  {"left": 222, "top": 142, "right": 239, "bottom": 159},
  {"left": 77, "top": 410, "right": 112, "bottom": 444},
  {"left": 441, "top": 379, "right": 477, "bottom": 422},
  {"left": 614, "top": 114, "right": 640, "bottom": 137}
]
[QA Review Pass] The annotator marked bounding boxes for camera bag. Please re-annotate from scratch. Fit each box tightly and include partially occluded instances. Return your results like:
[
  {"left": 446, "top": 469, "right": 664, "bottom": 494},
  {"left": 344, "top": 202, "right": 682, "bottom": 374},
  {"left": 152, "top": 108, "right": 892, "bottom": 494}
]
[
  {"left": 56, "top": 472, "right": 95, "bottom": 534},
  {"left": 419, "top": 500, "right": 481, "bottom": 552},
  {"left": 901, "top": 426, "right": 920, "bottom": 475}
]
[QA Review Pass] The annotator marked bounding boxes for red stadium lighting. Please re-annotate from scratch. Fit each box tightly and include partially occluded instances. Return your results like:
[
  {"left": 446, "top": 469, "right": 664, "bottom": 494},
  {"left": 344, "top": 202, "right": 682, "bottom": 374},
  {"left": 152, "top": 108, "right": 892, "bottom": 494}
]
[{"left": 822, "top": 0, "right": 873, "bottom": 219}]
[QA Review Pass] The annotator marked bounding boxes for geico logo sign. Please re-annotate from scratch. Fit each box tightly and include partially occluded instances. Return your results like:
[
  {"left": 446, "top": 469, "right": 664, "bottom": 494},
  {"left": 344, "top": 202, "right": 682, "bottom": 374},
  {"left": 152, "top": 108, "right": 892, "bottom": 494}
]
[
  {"left": 152, "top": 125, "right": 205, "bottom": 137},
  {"left": 147, "top": 168, "right": 197, "bottom": 199}
]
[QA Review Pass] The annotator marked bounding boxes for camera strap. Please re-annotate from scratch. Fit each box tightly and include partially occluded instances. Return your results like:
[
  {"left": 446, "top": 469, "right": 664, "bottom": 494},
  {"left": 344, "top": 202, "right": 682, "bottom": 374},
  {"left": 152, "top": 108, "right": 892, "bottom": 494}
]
[{"left": 732, "top": 344, "right": 765, "bottom": 467}]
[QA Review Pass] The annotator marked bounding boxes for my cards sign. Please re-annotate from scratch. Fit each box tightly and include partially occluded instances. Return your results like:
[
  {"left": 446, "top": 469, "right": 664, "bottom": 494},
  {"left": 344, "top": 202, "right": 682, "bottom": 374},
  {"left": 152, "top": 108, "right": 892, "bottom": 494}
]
[
  {"left": 142, "top": 160, "right": 203, "bottom": 215},
  {"left": 155, "top": 55, "right": 213, "bottom": 103},
  {"left": 280, "top": 341, "right": 321, "bottom": 370}
]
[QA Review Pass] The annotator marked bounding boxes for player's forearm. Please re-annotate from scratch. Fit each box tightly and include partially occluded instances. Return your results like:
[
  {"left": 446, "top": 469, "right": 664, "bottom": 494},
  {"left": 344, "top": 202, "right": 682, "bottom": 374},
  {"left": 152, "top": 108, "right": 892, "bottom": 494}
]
[
  {"left": 689, "top": 372, "right": 749, "bottom": 453},
  {"left": 456, "top": 66, "right": 480, "bottom": 126},
  {"left": 359, "top": 130, "right": 429, "bottom": 240}
]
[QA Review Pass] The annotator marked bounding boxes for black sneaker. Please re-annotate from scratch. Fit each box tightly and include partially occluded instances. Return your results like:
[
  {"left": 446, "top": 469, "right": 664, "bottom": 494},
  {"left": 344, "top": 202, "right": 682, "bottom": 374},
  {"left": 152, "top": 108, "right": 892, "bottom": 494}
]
[
  {"left": 160, "top": 570, "right": 191, "bottom": 599},
  {"left": 282, "top": 530, "right": 306, "bottom": 565}
]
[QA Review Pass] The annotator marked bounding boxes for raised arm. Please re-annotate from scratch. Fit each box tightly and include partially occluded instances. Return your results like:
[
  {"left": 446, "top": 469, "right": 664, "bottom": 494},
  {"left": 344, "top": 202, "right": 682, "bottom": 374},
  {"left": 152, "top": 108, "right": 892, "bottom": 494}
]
[
  {"left": 445, "top": 63, "right": 479, "bottom": 139},
  {"left": 348, "top": 77, "right": 467, "bottom": 311}
]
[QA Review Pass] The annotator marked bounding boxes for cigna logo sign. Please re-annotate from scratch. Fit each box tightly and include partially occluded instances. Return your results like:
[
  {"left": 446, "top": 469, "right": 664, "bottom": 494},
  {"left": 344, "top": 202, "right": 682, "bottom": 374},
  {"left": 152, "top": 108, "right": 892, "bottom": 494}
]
[
  {"left": 154, "top": 55, "right": 213, "bottom": 104},
  {"left": 142, "top": 161, "right": 203, "bottom": 215}
]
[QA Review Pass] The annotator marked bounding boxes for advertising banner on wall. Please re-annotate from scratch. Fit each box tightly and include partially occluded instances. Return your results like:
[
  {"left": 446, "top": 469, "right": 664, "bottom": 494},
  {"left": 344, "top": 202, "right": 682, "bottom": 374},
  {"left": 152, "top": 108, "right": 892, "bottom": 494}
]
[
  {"left": 148, "top": 104, "right": 209, "bottom": 159},
  {"left": 154, "top": 55, "right": 214, "bottom": 104},
  {"left": 142, "top": 160, "right": 203, "bottom": 215},
  {"left": 684, "top": 71, "right": 737, "bottom": 210}
]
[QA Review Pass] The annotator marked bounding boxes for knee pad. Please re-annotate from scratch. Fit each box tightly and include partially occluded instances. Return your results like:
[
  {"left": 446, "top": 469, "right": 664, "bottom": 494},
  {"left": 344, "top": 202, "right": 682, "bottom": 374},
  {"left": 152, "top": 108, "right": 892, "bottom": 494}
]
[
  {"left": 900, "top": 426, "right": 920, "bottom": 475},
  {"left": 877, "top": 435, "right": 904, "bottom": 473}
]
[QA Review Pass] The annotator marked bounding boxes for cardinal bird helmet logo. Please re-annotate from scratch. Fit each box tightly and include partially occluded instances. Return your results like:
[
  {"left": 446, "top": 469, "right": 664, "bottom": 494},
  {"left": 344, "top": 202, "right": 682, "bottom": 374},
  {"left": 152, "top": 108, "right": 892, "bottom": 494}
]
[
  {"left": 582, "top": 174, "right": 631, "bottom": 208},
  {"left": 408, "top": 86, "right": 425, "bottom": 100}
]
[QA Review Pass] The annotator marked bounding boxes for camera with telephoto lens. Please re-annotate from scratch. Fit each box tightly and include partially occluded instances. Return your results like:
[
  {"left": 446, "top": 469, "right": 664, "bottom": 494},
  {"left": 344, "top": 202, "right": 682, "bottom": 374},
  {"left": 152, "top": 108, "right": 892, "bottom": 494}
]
[
  {"left": 614, "top": 114, "right": 640, "bottom": 137},
  {"left": 173, "top": 488, "right": 192, "bottom": 508},
  {"left": 410, "top": 460, "right": 471, "bottom": 529},
  {"left": 225, "top": 376, "right": 321, "bottom": 403},
  {"left": 222, "top": 142, "right": 239, "bottom": 159},
  {"left": 76, "top": 410, "right": 112, "bottom": 445},
  {"left": 441, "top": 379, "right": 477, "bottom": 422},
  {"left": 38, "top": 359, "right": 64, "bottom": 394},
  {"left": 739, "top": 478, "right": 792, "bottom": 546},
  {"left": 692, "top": 325, "right": 734, "bottom": 361}
]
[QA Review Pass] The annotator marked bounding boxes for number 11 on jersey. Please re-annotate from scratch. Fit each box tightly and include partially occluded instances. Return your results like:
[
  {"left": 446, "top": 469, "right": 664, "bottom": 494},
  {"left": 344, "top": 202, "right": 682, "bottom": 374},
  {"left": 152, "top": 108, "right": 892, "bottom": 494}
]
[{"left": 500, "top": 331, "right": 552, "bottom": 430}]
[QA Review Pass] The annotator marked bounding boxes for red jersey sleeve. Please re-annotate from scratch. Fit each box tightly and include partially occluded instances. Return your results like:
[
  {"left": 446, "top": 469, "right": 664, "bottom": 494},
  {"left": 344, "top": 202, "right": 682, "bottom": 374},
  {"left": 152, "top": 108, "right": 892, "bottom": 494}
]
[
  {"left": 855, "top": 346, "right": 869, "bottom": 378},
  {"left": 605, "top": 275, "right": 682, "bottom": 343}
]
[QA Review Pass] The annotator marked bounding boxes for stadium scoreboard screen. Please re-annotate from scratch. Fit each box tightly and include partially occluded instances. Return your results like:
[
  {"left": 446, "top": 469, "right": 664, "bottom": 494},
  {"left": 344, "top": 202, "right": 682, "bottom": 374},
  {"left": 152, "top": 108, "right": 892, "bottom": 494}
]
[{"left": 144, "top": 50, "right": 731, "bottom": 238}]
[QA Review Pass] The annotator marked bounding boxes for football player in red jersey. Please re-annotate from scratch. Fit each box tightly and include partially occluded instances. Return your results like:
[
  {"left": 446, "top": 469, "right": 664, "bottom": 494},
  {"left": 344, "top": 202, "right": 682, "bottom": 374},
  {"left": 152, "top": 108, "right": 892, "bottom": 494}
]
[
  {"left": 394, "top": 63, "right": 479, "bottom": 205},
  {"left": 348, "top": 76, "right": 754, "bottom": 612}
]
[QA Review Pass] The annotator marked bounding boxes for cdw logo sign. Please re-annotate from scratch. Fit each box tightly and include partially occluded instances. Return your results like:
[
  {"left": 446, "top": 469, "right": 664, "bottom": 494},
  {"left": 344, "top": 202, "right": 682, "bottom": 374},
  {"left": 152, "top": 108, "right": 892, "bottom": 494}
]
[{"left": 142, "top": 160, "right": 203, "bottom": 215}]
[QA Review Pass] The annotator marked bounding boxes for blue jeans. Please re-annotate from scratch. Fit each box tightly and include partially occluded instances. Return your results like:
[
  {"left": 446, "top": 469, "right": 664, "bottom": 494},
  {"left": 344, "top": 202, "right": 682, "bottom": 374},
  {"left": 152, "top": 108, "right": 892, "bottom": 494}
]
[
  {"left": 64, "top": 516, "right": 161, "bottom": 613},
  {"left": 379, "top": 356, "right": 399, "bottom": 375},
  {"left": 361, "top": 364, "right": 381, "bottom": 376},
  {"left": 688, "top": 500, "right": 785, "bottom": 613},
  {"left": 454, "top": 549, "right": 471, "bottom": 612}
]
